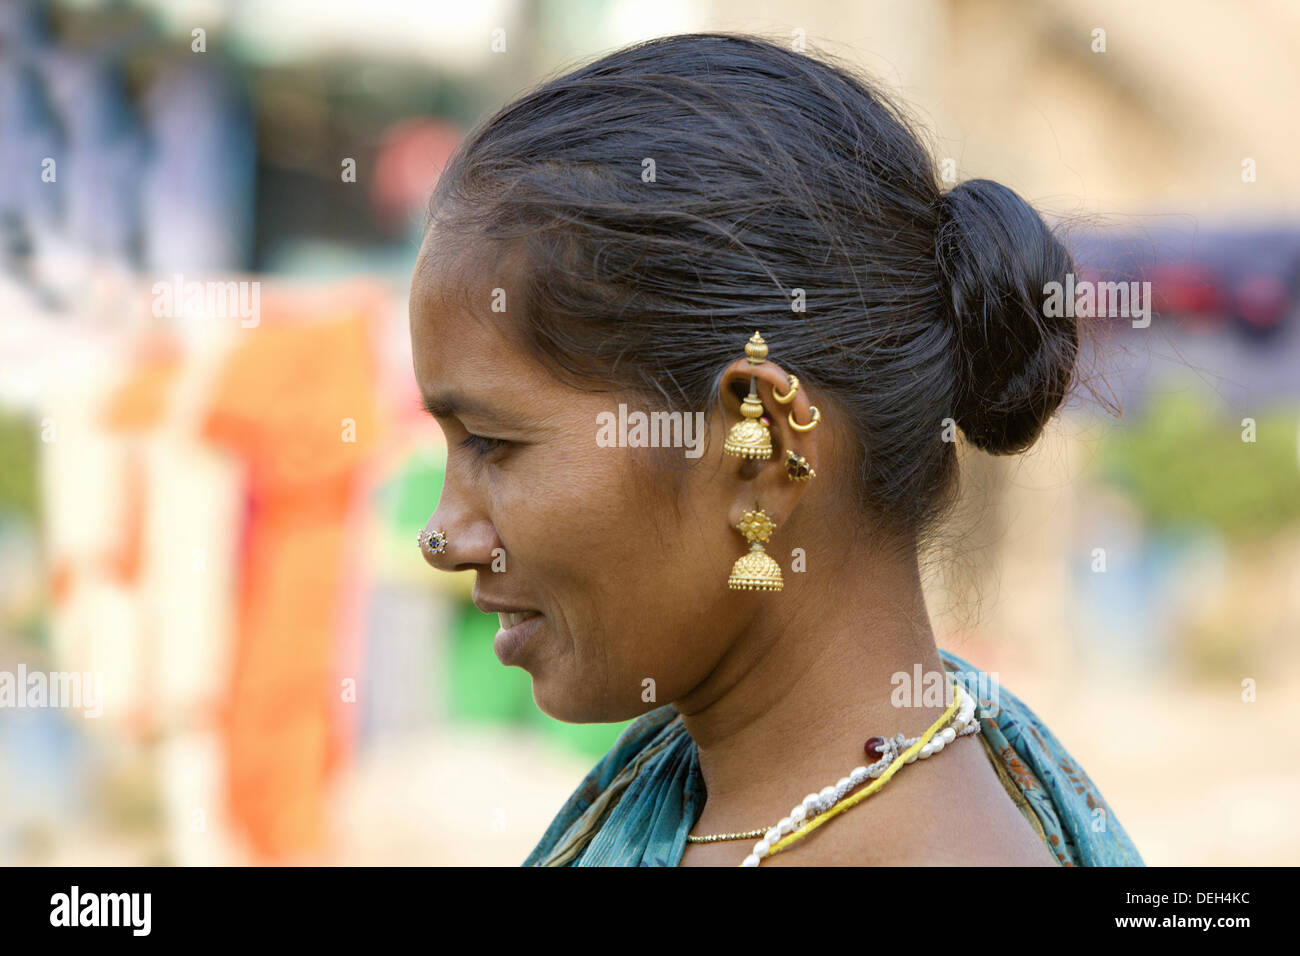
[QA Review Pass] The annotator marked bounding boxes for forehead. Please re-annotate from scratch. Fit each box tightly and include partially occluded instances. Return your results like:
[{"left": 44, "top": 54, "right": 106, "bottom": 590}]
[{"left": 408, "top": 230, "right": 545, "bottom": 398}]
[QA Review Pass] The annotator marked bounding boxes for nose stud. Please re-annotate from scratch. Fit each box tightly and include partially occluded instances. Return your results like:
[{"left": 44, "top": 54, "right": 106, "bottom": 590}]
[{"left": 418, "top": 528, "right": 447, "bottom": 556}]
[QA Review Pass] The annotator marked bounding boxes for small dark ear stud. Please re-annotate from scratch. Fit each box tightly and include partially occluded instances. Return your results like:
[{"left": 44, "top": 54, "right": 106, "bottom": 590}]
[{"left": 784, "top": 450, "right": 815, "bottom": 482}]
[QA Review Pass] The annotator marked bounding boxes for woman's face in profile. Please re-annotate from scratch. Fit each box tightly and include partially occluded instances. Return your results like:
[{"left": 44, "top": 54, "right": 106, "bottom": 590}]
[{"left": 408, "top": 231, "right": 744, "bottom": 722}]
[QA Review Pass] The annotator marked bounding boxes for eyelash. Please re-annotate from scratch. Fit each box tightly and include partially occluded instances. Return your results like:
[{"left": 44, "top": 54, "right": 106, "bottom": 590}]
[
  {"left": 415, "top": 397, "right": 508, "bottom": 459},
  {"left": 458, "top": 433, "right": 507, "bottom": 457}
]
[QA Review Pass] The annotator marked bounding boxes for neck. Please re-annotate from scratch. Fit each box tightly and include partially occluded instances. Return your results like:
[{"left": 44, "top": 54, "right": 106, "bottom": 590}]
[{"left": 674, "top": 538, "right": 952, "bottom": 828}]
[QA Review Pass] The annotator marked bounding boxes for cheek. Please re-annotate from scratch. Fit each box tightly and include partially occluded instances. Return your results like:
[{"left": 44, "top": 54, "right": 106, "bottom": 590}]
[
  {"left": 522, "top": 453, "right": 658, "bottom": 601},
  {"left": 574, "top": 463, "right": 734, "bottom": 678},
  {"left": 499, "top": 442, "right": 739, "bottom": 705},
  {"left": 487, "top": 446, "right": 650, "bottom": 616},
  {"left": 498, "top": 453, "right": 684, "bottom": 643}
]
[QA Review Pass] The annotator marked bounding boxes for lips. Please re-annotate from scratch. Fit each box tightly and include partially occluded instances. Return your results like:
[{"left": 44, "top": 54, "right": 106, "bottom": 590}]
[
  {"left": 473, "top": 595, "right": 544, "bottom": 660},
  {"left": 491, "top": 609, "right": 544, "bottom": 666},
  {"left": 498, "top": 610, "right": 541, "bottom": 630},
  {"left": 474, "top": 596, "right": 542, "bottom": 627}
]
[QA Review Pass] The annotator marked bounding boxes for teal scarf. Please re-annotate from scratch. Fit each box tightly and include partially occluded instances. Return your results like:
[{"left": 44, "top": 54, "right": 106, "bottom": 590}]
[{"left": 523, "top": 649, "right": 1144, "bottom": 866}]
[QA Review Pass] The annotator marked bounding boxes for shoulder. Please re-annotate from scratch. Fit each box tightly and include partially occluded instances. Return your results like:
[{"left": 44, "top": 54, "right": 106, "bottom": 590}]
[{"left": 939, "top": 647, "right": 1145, "bottom": 866}]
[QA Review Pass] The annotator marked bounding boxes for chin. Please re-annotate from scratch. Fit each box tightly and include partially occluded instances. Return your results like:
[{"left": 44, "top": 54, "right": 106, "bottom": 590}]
[{"left": 530, "top": 679, "right": 657, "bottom": 725}]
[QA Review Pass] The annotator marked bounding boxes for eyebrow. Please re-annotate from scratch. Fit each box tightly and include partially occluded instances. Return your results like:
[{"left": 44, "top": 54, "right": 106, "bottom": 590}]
[{"left": 419, "top": 391, "right": 504, "bottom": 422}]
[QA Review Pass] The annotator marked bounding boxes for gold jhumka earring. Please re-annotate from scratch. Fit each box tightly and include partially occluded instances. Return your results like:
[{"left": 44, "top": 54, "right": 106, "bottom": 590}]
[
  {"left": 728, "top": 508, "right": 784, "bottom": 591},
  {"left": 722, "top": 332, "right": 773, "bottom": 459}
]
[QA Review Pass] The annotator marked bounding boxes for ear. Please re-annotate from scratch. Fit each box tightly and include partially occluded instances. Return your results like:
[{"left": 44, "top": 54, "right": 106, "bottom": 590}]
[{"left": 718, "top": 354, "right": 822, "bottom": 530}]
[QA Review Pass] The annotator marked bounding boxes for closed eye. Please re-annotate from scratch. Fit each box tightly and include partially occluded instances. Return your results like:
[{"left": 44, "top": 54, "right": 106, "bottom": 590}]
[
  {"left": 459, "top": 433, "right": 507, "bottom": 457},
  {"left": 416, "top": 394, "right": 510, "bottom": 459}
]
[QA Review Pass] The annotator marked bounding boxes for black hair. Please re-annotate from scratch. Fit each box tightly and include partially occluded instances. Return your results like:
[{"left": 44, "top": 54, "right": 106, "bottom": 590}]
[{"left": 424, "top": 32, "right": 1090, "bottom": 549}]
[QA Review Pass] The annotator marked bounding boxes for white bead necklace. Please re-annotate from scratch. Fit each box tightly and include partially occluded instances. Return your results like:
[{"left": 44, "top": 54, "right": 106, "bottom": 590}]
[{"left": 740, "top": 683, "right": 981, "bottom": 866}]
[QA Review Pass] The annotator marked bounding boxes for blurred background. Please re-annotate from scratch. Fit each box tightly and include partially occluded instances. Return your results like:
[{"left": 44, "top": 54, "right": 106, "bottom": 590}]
[{"left": 1, "top": 0, "right": 1297, "bottom": 866}]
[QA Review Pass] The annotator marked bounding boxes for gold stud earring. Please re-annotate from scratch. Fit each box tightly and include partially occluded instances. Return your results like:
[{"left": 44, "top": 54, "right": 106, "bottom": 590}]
[
  {"left": 723, "top": 332, "right": 773, "bottom": 460},
  {"left": 788, "top": 405, "right": 821, "bottom": 432},
  {"left": 784, "top": 450, "right": 816, "bottom": 482},
  {"left": 728, "top": 508, "right": 784, "bottom": 591}
]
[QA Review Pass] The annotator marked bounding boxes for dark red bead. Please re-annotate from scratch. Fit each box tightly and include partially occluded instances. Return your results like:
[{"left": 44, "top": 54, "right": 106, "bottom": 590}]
[{"left": 864, "top": 736, "right": 886, "bottom": 759}]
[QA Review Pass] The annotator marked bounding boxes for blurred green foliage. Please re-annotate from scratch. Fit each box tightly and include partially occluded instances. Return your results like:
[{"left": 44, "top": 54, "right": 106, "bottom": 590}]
[
  {"left": 1093, "top": 385, "right": 1300, "bottom": 540},
  {"left": 0, "top": 412, "right": 40, "bottom": 520}
]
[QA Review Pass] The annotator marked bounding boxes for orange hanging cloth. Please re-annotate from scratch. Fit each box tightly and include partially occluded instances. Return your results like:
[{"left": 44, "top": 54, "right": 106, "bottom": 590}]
[{"left": 200, "top": 306, "right": 380, "bottom": 862}]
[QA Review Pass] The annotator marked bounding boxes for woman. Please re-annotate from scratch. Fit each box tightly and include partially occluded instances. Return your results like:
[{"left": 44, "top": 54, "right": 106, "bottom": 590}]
[{"left": 411, "top": 32, "right": 1143, "bottom": 867}]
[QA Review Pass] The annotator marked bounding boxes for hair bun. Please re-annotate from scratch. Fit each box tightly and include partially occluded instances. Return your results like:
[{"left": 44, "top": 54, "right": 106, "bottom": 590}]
[{"left": 934, "top": 179, "right": 1079, "bottom": 455}]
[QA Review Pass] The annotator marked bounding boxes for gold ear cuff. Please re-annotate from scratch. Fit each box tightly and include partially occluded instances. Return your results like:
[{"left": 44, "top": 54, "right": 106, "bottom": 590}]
[{"left": 788, "top": 405, "right": 820, "bottom": 431}]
